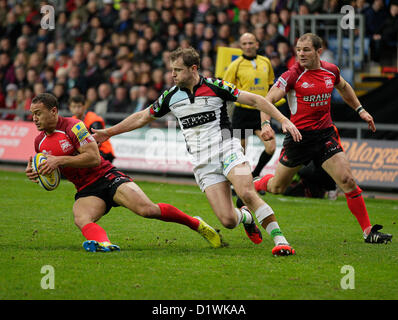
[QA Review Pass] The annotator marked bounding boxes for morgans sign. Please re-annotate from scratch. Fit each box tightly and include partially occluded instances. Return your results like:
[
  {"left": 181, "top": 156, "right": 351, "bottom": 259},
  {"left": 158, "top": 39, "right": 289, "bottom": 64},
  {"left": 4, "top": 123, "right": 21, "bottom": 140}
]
[{"left": 341, "top": 139, "right": 398, "bottom": 189}]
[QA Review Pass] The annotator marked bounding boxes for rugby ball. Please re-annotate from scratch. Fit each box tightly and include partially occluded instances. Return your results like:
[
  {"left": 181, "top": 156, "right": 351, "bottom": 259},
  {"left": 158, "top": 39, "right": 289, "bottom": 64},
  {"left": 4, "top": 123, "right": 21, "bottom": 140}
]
[{"left": 32, "top": 153, "right": 60, "bottom": 191}]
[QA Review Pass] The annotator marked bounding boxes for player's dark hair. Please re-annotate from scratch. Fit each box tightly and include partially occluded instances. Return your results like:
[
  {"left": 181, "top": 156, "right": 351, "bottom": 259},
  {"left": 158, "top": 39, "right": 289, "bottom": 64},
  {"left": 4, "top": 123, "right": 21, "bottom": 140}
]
[
  {"left": 69, "top": 94, "right": 85, "bottom": 105},
  {"left": 298, "top": 33, "right": 323, "bottom": 50},
  {"left": 31, "top": 93, "right": 59, "bottom": 110},
  {"left": 170, "top": 47, "right": 200, "bottom": 68}
]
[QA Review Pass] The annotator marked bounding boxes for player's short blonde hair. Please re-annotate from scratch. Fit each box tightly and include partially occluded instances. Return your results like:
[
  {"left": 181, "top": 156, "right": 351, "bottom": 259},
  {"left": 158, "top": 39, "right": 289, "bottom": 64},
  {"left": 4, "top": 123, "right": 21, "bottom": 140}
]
[
  {"left": 298, "top": 33, "right": 323, "bottom": 50},
  {"left": 170, "top": 47, "right": 200, "bottom": 68}
]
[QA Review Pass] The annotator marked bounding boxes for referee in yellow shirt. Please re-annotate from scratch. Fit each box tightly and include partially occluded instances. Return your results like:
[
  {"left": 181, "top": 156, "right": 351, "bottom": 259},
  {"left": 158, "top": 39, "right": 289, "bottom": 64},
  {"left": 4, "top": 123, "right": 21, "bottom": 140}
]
[{"left": 223, "top": 33, "right": 276, "bottom": 180}]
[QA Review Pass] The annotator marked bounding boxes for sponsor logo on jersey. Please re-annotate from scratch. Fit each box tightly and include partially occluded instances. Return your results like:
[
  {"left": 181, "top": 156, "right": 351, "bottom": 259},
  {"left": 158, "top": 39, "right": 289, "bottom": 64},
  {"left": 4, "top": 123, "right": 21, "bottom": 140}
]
[
  {"left": 324, "top": 77, "right": 334, "bottom": 88},
  {"left": 59, "top": 139, "right": 73, "bottom": 153},
  {"left": 303, "top": 93, "right": 332, "bottom": 106},
  {"left": 180, "top": 111, "right": 216, "bottom": 129},
  {"left": 300, "top": 81, "right": 315, "bottom": 88},
  {"left": 71, "top": 122, "right": 90, "bottom": 142}
]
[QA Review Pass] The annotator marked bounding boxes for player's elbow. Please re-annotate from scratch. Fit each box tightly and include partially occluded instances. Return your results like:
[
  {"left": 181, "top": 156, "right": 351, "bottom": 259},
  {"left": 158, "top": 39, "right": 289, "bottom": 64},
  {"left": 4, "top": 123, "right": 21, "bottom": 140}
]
[
  {"left": 86, "top": 151, "right": 101, "bottom": 167},
  {"left": 92, "top": 154, "right": 101, "bottom": 167}
]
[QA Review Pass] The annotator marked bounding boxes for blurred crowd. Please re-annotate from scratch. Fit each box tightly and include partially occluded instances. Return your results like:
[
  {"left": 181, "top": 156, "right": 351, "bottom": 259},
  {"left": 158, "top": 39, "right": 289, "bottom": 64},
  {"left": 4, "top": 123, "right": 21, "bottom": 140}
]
[{"left": 0, "top": 0, "right": 397, "bottom": 125}]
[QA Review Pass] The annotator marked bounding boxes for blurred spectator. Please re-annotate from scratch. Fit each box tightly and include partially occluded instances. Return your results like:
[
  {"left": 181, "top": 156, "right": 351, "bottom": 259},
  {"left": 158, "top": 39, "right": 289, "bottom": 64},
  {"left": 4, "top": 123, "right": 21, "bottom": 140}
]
[
  {"left": 303, "top": 0, "right": 324, "bottom": 13},
  {"left": 52, "top": 83, "right": 68, "bottom": 110},
  {"left": 14, "top": 65, "right": 27, "bottom": 89},
  {"left": 114, "top": 7, "right": 133, "bottom": 33},
  {"left": 269, "top": 51, "right": 287, "bottom": 79},
  {"left": 320, "top": 40, "right": 335, "bottom": 64},
  {"left": 55, "top": 11, "right": 69, "bottom": 41},
  {"left": 276, "top": 40, "right": 293, "bottom": 66},
  {"left": 42, "top": 67, "right": 56, "bottom": 92},
  {"left": 2, "top": 83, "right": 17, "bottom": 120},
  {"left": 381, "top": 1, "right": 398, "bottom": 48},
  {"left": 66, "top": 15, "right": 87, "bottom": 47},
  {"left": 249, "top": 0, "right": 274, "bottom": 14},
  {"left": 66, "top": 65, "right": 87, "bottom": 95},
  {"left": 85, "top": 87, "right": 99, "bottom": 111},
  {"left": 108, "top": 85, "right": 129, "bottom": 116},
  {"left": 94, "top": 82, "right": 113, "bottom": 115},
  {"left": 99, "top": 0, "right": 118, "bottom": 30},
  {"left": 364, "top": 0, "right": 388, "bottom": 62}
]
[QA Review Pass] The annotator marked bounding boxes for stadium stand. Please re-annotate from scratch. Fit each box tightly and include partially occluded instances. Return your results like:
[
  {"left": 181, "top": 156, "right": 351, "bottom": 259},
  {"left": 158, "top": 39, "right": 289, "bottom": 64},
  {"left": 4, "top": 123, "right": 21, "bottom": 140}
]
[{"left": 0, "top": 0, "right": 397, "bottom": 137}]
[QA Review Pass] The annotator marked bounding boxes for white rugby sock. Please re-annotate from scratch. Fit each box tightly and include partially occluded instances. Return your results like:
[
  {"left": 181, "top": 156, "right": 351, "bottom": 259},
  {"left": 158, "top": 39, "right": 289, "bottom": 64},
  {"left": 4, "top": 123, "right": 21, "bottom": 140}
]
[
  {"left": 254, "top": 203, "right": 274, "bottom": 225},
  {"left": 265, "top": 221, "right": 288, "bottom": 245},
  {"left": 234, "top": 208, "right": 253, "bottom": 226}
]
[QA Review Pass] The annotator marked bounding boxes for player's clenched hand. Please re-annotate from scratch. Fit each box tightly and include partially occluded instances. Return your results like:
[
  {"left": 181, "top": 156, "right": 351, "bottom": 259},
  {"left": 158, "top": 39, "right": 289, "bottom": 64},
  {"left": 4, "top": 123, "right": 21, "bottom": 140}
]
[
  {"left": 25, "top": 156, "right": 39, "bottom": 183},
  {"left": 91, "top": 128, "right": 110, "bottom": 144},
  {"left": 260, "top": 125, "right": 275, "bottom": 141},
  {"left": 360, "top": 111, "right": 376, "bottom": 132},
  {"left": 38, "top": 154, "right": 59, "bottom": 176},
  {"left": 281, "top": 118, "right": 302, "bottom": 142}
]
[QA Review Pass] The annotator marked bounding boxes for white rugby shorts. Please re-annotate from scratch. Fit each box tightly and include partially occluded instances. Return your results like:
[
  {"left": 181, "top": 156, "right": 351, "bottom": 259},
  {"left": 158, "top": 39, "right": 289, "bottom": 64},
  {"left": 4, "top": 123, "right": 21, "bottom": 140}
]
[{"left": 192, "top": 138, "right": 248, "bottom": 192}]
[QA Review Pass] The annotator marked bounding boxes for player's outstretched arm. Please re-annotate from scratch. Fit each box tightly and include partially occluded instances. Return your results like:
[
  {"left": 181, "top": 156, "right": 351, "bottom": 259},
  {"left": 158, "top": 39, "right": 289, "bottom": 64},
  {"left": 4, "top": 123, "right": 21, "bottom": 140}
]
[
  {"left": 335, "top": 76, "right": 376, "bottom": 132},
  {"left": 92, "top": 108, "right": 155, "bottom": 143},
  {"left": 237, "top": 90, "right": 302, "bottom": 142}
]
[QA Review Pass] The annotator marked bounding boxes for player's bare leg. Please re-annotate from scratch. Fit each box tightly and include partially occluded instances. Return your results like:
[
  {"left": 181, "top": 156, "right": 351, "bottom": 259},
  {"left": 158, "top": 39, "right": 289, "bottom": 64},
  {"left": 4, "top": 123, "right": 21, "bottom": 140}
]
[
  {"left": 227, "top": 163, "right": 295, "bottom": 255},
  {"left": 114, "top": 182, "right": 223, "bottom": 248},
  {"left": 258, "top": 162, "right": 301, "bottom": 194},
  {"left": 73, "top": 196, "right": 120, "bottom": 252},
  {"left": 322, "top": 152, "right": 392, "bottom": 243}
]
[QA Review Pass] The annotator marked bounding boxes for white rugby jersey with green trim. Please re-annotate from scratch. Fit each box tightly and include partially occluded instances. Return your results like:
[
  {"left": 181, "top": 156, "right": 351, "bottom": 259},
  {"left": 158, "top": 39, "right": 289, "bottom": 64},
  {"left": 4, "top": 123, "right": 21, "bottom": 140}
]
[{"left": 149, "top": 76, "right": 241, "bottom": 156}]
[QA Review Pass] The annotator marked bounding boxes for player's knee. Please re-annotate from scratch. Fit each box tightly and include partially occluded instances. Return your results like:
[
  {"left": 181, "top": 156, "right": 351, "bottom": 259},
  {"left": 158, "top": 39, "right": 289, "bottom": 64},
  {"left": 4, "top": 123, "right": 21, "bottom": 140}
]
[
  {"left": 268, "top": 184, "right": 287, "bottom": 194},
  {"left": 340, "top": 174, "right": 356, "bottom": 189},
  {"left": 220, "top": 215, "right": 238, "bottom": 229},
  {"left": 137, "top": 203, "right": 160, "bottom": 218},
  {"left": 237, "top": 188, "right": 258, "bottom": 206},
  {"left": 74, "top": 215, "right": 91, "bottom": 230}
]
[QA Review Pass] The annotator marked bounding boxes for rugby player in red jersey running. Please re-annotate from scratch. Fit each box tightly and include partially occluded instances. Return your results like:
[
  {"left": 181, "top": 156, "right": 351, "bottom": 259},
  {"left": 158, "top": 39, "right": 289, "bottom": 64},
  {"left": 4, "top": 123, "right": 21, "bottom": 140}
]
[
  {"left": 25, "top": 93, "right": 224, "bottom": 252},
  {"left": 253, "top": 33, "right": 392, "bottom": 244}
]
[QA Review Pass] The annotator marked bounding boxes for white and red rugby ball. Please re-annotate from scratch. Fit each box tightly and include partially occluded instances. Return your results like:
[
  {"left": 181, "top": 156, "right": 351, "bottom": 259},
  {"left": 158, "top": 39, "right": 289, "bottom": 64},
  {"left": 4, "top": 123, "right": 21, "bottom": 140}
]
[{"left": 32, "top": 153, "right": 60, "bottom": 191}]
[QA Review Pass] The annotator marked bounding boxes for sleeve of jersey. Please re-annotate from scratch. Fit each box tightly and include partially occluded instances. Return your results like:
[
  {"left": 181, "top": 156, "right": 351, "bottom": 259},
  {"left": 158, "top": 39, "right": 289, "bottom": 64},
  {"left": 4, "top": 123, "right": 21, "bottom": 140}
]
[
  {"left": 149, "top": 90, "right": 171, "bottom": 119},
  {"left": 68, "top": 121, "right": 95, "bottom": 148},
  {"left": 274, "top": 69, "right": 295, "bottom": 93},
  {"left": 212, "top": 79, "right": 240, "bottom": 101}
]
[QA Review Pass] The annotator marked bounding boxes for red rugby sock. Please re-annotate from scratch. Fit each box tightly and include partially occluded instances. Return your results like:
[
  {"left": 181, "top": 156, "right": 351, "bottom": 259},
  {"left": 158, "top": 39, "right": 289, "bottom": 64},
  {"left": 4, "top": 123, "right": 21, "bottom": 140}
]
[
  {"left": 81, "top": 223, "right": 110, "bottom": 243},
  {"left": 345, "top": 186, "right": 371, "bottom": 232},
  {"left": 254, "top": 174, "right": 274, "bottom": 192},
  {"left": 157, "top": 203, "right": 200, "bottom": 231}
]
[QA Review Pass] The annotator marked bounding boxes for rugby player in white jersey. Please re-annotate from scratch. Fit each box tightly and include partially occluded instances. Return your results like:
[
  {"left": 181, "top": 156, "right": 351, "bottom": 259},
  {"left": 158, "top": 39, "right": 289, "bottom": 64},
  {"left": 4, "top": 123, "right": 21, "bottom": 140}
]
[{"left": 93, "top": 47, "right": 302, "bottom": 256}]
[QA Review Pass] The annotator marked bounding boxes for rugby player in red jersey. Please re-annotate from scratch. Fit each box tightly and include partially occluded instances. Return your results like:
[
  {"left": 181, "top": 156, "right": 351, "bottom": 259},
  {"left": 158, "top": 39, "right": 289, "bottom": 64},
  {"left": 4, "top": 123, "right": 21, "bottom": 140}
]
[
  {"left": 253, "top": 33, "right": 392, "bottom": 244},
  {"left": 25, "top": 93, "right": 224, "bottom": 252}
]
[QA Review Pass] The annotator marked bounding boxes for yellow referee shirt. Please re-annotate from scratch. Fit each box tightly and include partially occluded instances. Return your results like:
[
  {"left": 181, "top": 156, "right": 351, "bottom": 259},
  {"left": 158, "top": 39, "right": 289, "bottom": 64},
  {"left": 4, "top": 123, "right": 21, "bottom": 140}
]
[{"left": 223, "top": 55, "right": 274, "bottom": 109}]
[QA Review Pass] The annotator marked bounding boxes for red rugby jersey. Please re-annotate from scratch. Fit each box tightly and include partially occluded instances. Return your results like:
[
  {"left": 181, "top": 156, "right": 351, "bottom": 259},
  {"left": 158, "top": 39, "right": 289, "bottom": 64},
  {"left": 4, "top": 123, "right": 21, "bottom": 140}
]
[
  {"left": 34, "top": 116, "right": 114, "bottom": 191},
  {"left": 274, "top": 61, "right": 340, "bottom": 130}
]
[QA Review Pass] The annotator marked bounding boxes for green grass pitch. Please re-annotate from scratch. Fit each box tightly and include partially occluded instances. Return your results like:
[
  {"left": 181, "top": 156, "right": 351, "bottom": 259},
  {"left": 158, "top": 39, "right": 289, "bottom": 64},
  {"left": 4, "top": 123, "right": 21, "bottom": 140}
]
[{"left": 1, "top": 170, "right": 397, "bottom": 300}]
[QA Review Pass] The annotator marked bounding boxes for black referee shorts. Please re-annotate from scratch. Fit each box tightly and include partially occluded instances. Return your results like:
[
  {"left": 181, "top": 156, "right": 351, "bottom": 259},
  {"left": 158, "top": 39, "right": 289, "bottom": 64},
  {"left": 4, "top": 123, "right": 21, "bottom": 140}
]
[
  {"left": 279, "top": 126, "right": 343, "bottom": 168},
  {"left": 232, "top": 106, "right": 261, "bottom": 140},
  {"left": 75, "top": 169, "right": 134, "bottom": 214}
]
